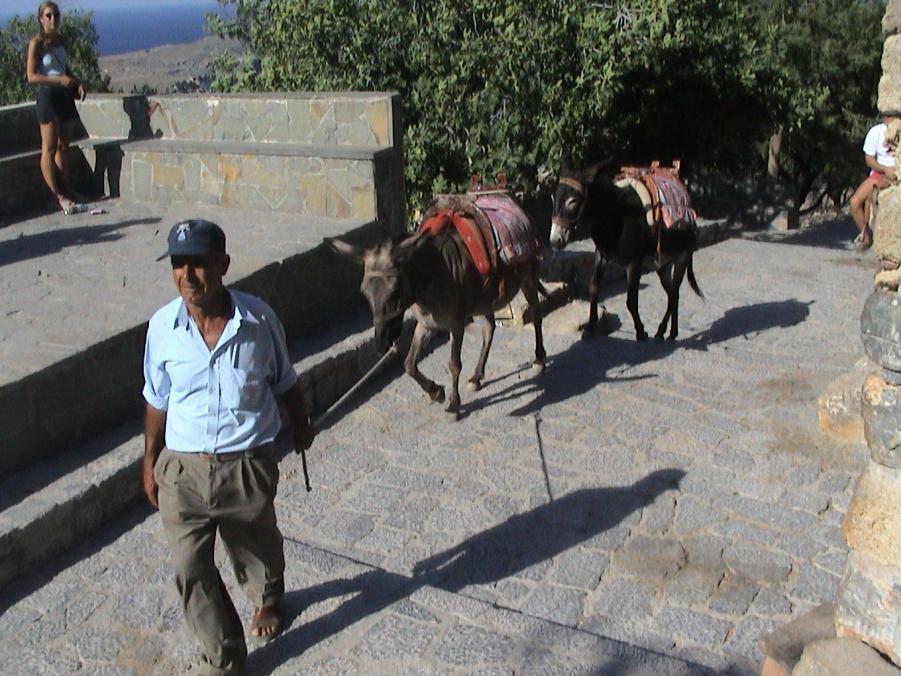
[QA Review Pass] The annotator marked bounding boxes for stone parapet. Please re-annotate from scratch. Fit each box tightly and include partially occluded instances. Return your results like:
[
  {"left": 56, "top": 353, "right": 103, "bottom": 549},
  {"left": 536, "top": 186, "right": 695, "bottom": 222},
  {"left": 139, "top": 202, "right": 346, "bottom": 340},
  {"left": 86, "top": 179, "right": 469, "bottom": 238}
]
[
  {"left": 886, "top": 0, "right": 901, "bottom": 37},
  {"left": 861, "top": 291, "right": 901, "bottom": 372},
  {"left": 118, "top": 145, "right": 381, "bottom": 220},
  {"left": 861, "top": 374, "right": 901, "bottom": 467},
  {"left": 881, "top": 35, "right": 901, "bottom": 114},
  {"left": 834, "top": 549, "right": 901, "bottom": 666},
  {"left": 841, "top": 461, "right": 901, "bottom": 567},
  {"left": 77, "top": 92, "right": 400, "bottom": 147}
]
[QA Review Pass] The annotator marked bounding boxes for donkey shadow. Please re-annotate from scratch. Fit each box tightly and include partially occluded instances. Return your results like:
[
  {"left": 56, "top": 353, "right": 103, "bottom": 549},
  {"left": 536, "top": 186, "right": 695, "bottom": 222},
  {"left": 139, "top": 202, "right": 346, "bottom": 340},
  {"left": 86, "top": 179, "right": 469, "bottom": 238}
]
[
  {"left": 248, "top": 469, "right": 686, "bottom": 673},
  {"left": 463, "top": 298, "right": 813, "bottom": 418}
]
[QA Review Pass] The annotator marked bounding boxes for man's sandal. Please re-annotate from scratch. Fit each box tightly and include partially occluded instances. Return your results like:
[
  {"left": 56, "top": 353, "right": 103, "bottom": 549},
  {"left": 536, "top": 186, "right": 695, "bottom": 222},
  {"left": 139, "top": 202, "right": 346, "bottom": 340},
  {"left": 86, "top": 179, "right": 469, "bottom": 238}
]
[{"left": 249, "top": 606, "right": 282, "bottom": 644}]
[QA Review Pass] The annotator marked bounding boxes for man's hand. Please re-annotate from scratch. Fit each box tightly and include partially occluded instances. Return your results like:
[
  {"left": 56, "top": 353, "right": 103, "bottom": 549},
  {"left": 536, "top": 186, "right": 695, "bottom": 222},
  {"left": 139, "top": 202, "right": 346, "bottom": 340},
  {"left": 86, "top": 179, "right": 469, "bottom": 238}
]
[
  {"left": 143, "top": 456, "right": 159, "bottom": 508},
  {"left": 143, "top": 403, "right": 167, "bottom": 510}
]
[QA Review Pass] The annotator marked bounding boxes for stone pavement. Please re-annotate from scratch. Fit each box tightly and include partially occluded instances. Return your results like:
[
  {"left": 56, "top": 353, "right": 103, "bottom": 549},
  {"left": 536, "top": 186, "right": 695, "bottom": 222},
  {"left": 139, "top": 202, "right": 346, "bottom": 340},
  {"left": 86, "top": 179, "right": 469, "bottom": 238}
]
[{"left": 0, "top": 214, "right": 877, "bottom": 674}]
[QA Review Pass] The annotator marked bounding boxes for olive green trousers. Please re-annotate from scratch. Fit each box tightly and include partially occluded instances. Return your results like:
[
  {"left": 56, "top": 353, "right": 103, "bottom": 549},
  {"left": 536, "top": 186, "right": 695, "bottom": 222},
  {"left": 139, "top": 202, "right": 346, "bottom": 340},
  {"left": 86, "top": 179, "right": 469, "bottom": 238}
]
[{"left": 155, "top": 446, "right": 285, "bottom": 676}]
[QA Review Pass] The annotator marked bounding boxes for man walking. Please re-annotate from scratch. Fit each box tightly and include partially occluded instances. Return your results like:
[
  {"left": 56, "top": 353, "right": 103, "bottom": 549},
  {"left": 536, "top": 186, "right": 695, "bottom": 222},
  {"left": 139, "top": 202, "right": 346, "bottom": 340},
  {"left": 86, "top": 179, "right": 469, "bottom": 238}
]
[{"left": 142, "top": 219, "right": 314, "bottom": 675}]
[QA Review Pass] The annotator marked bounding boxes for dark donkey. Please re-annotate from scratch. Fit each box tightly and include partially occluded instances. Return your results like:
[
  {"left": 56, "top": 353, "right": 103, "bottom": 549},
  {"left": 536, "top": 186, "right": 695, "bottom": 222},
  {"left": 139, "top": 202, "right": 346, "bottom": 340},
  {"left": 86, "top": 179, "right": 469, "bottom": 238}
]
[
  {"left": 549, "top": 161, "right": 703, "bottom": 341},
  {"left": 330, "top": 226, "right": 546, "bottom": 419}
]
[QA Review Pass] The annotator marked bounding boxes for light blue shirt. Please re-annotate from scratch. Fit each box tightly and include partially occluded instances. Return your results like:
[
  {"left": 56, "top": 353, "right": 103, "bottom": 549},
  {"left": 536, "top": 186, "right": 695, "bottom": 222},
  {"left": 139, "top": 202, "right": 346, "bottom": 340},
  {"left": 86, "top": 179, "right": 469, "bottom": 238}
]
[{"left": 142, "top": 290, "right": 297, "bottom": 454}]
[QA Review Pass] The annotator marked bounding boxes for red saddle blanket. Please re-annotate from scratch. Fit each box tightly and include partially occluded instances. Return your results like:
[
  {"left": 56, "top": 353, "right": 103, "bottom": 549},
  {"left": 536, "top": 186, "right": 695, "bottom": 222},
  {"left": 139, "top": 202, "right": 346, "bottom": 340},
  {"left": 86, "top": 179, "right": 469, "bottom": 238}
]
[
  {"left": 473, "top": 193, "right": 542, "bottom": 265},
  {"left": 420, "top": 210, "right": 494, "bottom": 276},
  {"left": 419, "top": 193, "right": 540, "bottom": 278},
  {"left": 618, "top": 162, "right": 698, "bottom": 230}
]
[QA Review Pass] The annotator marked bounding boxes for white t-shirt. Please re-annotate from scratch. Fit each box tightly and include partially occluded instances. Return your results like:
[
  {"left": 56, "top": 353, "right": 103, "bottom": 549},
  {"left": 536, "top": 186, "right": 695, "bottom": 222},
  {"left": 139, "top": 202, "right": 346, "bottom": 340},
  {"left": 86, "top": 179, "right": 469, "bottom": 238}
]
[{"left": 863, "top": 123, "right": 896, "bottom": 168}]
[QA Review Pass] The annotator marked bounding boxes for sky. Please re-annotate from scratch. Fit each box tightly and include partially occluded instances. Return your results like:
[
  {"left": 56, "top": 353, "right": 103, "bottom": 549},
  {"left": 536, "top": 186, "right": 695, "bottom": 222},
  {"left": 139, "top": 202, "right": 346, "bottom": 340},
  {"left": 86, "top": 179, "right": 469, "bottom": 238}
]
[{"left": 0, "top": 0, "right": 220, "bottom": 15}]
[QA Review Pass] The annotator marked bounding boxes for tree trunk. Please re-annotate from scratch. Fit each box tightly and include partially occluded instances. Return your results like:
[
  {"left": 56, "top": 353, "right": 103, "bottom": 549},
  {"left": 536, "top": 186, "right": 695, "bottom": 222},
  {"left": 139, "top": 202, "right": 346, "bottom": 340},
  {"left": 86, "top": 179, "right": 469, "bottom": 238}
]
[{"left": 767, "top": 130, "right": 783, "bottom": 180}]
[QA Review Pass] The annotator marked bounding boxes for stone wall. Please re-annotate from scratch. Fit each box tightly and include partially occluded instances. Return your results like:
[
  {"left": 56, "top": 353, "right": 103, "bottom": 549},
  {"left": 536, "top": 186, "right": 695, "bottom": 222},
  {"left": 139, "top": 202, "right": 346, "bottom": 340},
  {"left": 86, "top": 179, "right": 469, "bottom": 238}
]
[
  {"left": 74, "top": 92, "right": 407, "bottom": 232},
  {"left": 832, "top": 0, "right": 901, "bottom": 666}
]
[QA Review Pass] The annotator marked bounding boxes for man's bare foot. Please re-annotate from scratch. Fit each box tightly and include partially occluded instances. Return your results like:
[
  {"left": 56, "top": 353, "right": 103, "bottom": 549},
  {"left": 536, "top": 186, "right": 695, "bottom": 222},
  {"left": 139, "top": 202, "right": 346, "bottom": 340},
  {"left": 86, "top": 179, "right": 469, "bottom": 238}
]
[{"left": 250, "top": 605, "right": 281, "bottom": 642}]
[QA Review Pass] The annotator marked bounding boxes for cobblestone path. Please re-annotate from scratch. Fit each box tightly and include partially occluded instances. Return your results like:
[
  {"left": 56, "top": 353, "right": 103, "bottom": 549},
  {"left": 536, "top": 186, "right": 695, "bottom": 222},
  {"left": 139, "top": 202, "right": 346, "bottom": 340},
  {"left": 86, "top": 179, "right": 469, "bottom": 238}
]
[{"left": 0, "top": 219, "right": 875, "bottom": 674}]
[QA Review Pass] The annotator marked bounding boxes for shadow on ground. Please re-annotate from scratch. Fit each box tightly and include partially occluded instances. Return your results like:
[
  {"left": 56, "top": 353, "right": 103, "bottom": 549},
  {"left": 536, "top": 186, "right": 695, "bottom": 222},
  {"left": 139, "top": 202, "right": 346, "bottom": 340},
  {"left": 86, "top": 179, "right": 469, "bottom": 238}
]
[
  {"left": 0, "top": 217, "right": 160, "bottom": 266},
  {"left": 463, "top": 299, "right": 812, "bottom": 419},
  {"left": 741, "top": 213, "right": 859, "bottom": 250},
  {"left": 248, "top": 469, "right": 700, "bottom": 674}
]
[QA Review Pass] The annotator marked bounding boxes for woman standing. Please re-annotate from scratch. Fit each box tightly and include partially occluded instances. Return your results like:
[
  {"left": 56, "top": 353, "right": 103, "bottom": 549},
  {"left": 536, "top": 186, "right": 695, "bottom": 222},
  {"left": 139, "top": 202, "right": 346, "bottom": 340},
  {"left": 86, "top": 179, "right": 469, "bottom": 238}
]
[{"left": 26, "top": 1, "right": 88, "bottom": 215}]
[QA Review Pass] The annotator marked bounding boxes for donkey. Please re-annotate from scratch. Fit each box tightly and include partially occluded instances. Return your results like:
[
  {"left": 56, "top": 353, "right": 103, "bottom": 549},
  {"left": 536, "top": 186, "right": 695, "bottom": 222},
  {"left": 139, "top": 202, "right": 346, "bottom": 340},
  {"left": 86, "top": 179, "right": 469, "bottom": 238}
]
[
  {"left": 330, "top": 229, "right": 546, "bottom": 419},
  {"left": 549, "top": 162, "right": 703, "bottom": 341}
]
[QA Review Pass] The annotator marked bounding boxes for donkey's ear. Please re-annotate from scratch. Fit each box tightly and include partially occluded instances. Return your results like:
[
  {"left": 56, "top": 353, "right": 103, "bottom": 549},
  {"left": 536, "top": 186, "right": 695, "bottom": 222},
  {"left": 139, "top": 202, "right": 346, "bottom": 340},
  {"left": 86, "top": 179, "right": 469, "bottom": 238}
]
[
  {"left": 581, "top": 156, "right": 615, "bottom": 183},
  {"left": 394, "top": 232, "right": 431, "bottom": 262},
  {"left": 326, "top": 237, "right": 365, "bottom": 265},
  {"left": 559, "top": 155, "right": 573, "bottom": 174}
]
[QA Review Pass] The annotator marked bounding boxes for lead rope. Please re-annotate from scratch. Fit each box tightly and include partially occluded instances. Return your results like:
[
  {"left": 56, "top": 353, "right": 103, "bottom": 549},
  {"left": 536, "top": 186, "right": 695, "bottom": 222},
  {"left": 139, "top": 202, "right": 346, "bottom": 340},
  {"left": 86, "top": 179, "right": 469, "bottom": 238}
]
[{"left": 298, "top": 345, "right": 400, "bottom": 491}]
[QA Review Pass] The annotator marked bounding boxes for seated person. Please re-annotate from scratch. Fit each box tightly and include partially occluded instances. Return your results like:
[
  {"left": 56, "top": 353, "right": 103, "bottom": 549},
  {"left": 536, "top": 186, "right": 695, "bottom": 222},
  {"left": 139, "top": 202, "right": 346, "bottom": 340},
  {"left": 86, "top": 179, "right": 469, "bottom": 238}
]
[{"left": 849, "top": 115, "right": 898, "bottom": 250}]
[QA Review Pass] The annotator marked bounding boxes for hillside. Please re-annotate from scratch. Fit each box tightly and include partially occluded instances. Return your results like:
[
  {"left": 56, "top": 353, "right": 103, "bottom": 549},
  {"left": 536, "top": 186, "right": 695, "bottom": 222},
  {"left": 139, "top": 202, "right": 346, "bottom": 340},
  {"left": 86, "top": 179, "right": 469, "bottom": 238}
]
[{"left": 98, "top": 35, "right": 240, "bottom": 95}]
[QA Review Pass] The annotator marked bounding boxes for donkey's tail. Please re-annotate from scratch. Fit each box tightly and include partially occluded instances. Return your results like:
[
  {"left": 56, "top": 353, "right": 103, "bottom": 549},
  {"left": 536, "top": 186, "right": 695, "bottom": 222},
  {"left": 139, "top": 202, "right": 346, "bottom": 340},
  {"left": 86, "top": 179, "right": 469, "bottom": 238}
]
[{"left": 687, "top": 253, "right": 704, "bottom": 299}]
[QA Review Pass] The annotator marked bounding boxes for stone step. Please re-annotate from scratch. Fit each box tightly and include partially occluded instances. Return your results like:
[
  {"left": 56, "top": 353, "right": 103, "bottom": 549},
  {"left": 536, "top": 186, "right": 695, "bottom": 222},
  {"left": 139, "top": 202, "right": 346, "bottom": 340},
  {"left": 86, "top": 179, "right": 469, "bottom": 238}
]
[
  {"left": 0, "top": 199, "right": 385, "bottom": 482},
  {"left": 0, "top": 314, "right": 385, "bottom": 591},
  {"left": 0, "top": 267, "right": 590, "bottom": 592}
]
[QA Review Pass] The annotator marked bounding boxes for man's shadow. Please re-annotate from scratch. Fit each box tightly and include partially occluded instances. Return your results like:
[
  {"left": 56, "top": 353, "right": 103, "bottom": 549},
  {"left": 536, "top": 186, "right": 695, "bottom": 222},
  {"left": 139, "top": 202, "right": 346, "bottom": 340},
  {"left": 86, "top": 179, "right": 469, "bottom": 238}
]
[{"left": 248, "top": 468, "right": 685, "bottom": 672}]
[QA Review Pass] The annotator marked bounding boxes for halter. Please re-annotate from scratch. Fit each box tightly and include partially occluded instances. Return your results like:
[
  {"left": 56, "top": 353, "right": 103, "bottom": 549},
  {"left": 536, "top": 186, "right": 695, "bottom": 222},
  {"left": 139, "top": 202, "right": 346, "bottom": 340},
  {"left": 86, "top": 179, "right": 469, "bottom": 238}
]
[
  {"left": 551, "top": 177, "right": 587, "bottom": 228},
  {"left": 364, "top": 267, "right": 412, "bottom": 321}
]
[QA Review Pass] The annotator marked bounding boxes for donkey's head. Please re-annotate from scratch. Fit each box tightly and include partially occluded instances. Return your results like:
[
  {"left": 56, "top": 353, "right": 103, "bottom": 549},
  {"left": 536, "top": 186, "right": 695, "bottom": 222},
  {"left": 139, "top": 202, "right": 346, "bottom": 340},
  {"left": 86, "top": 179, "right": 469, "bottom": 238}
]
[
  {"left": 329, "top": 235, "right": 428, "bottom": 353},
  {"left": 549, "top": 161, "right": 605, "bottom": 249}
]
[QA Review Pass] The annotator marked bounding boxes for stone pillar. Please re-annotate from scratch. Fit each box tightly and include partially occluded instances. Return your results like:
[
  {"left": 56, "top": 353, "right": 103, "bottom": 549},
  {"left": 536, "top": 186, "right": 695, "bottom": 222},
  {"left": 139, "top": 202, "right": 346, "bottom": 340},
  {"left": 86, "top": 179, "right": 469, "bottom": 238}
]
[{"left": 832, "top": 3, "right": 901, "bottom": 665}]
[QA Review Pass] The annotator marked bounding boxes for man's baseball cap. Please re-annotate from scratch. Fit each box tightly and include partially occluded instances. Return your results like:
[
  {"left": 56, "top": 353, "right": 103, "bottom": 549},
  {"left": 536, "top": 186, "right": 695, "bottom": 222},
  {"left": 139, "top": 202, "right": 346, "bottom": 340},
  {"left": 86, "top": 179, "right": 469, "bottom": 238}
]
[{"left": 157, "top": 219, "right": 227, "bottom": 261}]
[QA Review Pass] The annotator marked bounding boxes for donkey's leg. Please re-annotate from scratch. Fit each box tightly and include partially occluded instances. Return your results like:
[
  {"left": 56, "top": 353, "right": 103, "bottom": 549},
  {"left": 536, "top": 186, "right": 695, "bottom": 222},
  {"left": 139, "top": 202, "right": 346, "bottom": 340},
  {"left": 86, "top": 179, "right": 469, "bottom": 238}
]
[
  {"left": 581, "top": 250, "right": 604, "bottom": 340},
  {"left": 655, "top": 263, "right": 675, "bottom": 341},
  {"left": 521, "top": 263, "right": 546, "bottom": 372},
  {"left": 405, "top": 321, "right": 445, "bottom": 403},
  {"left": 468, "top": 314, "right": 495, "bottom": 391},
  {"left": 626, "top": 260, "right": 648, "bottom": 341},
  {"left": 666, "top": 252, "right": 690, "bottom": 341},
  {"left": 446, "top": 324, "right": 465, "bottom": 419}
]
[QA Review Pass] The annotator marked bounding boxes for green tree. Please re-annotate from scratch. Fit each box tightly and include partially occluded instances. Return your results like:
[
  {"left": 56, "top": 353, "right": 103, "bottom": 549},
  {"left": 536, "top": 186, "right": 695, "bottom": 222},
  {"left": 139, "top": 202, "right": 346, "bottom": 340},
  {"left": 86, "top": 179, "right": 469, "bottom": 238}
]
[
  {"left": 208, "top": 0, "right": 877, "bottom": 216},
  {"left": 759, "top": 0, "right": 884, "bottom": 208},
  {"left": 0, "top": 10, "right": 109, "bottom": 106}
]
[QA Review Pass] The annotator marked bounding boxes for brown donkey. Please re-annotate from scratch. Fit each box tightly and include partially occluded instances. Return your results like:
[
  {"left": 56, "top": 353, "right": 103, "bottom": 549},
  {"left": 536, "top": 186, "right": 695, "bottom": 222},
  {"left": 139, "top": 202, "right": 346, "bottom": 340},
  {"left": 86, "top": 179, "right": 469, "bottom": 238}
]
[{"left": 329, "top": 226, "right": 546, "bottom": 420}]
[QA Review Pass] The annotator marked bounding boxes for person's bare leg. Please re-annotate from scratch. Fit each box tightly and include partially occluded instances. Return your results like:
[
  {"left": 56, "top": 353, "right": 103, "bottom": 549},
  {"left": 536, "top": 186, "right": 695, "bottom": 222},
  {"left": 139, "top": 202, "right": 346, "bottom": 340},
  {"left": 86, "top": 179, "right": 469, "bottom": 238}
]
[
  {"left": 39, "top": 121, "right": 72, "bottom": 211},
  {"left": 56, "top": 119, "right": 88, "bottom": 202},
  {"left": 850, "top": 179, "right": 873, "bottom": 234}
]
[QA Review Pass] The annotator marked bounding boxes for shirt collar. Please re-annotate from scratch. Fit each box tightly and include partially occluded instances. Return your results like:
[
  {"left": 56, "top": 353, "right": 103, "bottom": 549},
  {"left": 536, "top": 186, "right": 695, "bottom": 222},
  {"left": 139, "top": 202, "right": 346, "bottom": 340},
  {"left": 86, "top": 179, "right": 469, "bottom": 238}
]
[{"left": 171, "top": 289, "right": 260, "bottom": 331}]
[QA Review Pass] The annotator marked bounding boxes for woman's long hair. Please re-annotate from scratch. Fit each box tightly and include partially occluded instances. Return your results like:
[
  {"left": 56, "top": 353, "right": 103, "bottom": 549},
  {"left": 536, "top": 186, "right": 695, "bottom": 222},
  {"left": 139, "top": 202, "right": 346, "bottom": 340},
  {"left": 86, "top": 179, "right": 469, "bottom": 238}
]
[{"left": 35, "top": 2, "right": 65, "bottom": 54}]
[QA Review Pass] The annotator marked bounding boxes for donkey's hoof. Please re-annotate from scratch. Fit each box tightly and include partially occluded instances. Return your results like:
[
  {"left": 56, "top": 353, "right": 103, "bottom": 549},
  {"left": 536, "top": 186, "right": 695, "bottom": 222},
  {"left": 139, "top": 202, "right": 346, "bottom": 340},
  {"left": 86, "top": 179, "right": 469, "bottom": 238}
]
[
  {"left": 636, "top": 330, "right": 649, "bottom": 342},
  {"left": 580, "top": 327, "right": 596, "bottom": 341},
  {"left": 445, "top": 407, "right": 461, "bottom": 421},
  {"left": 467, "top": 378, "right": 482, "bottom": 392},
  {"left": 654, "top": 333, "right": 665, "bottom": 343},
  {"left": 429, "top": 386, "right": 445, "bottom": 403},
  {"left": 530, "top": 361, "right": 545, "bottom": 376},
  {"left": 667, "top": 334, "right": 677, "bottom": 342}
]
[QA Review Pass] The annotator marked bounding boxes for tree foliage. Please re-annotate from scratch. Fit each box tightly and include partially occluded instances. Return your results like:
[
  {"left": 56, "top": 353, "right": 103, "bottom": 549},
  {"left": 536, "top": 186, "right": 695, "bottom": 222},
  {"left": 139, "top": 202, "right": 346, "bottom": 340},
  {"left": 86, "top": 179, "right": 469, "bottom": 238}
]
[
  {"left": 0, "top": 11, "right": 109, "bottom": 107},
  {"left": 757, "top": 0, "right": 885, "bottom": 205},
  {"left": 208, "top": 0, "right": 882, "bottom": 213}
]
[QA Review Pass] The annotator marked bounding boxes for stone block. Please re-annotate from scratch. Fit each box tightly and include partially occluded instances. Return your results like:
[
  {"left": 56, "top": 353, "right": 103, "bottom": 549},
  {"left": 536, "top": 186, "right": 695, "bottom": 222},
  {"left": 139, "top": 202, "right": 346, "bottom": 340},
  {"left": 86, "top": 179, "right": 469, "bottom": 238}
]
[
  {"left": 758, "top": 603, "right": 835, "bottom": 675},
  {"left": 861, "top": 374, "right": 901, "bottom": 467},
  {"left": 861, "top": 290, "right": 901, "bottom": 372},
  {"left": 875, "top": 186, "right": 901, "bottom": 263},
  {"left": 834, "top": 549, "right": 901, "bottom": 666},
  {"left": 817, "top": 359, "right": 873, "bottom": 444},
  {"left": 880, "top": 36, "right": 901, "bottom": 115},
  {"left": 792, "top": 638, "right": 900, "bottom": 676},
  {"left": 841, "top": 461, "right": 901, "bottom": 567},
  {"left": 885, "top": 0, "right": 901, "bottom": 36}
]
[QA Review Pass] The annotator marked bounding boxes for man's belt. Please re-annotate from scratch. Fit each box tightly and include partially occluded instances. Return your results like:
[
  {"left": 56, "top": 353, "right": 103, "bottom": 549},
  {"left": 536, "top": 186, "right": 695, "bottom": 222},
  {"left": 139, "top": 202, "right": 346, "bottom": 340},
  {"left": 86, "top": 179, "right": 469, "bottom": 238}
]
[{"left": 194, "top": 443, "right": 274, "bottom": 462}]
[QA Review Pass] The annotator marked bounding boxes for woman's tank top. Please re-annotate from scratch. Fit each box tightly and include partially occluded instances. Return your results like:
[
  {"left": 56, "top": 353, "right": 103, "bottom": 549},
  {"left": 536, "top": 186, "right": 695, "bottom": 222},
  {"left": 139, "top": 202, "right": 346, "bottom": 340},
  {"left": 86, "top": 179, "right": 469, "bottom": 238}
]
[{"left": 38, "top": 45, "right": 67, "bottom": 77}]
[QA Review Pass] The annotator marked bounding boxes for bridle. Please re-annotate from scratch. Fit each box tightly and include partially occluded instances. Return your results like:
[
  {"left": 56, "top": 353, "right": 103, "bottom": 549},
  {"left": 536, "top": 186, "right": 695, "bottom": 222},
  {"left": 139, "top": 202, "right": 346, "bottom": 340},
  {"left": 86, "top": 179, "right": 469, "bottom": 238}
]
[
  {"left": 551, "top": 177, "right": 587, "bottom": 229},
  {"left": 364, "top": 267, "right": 412, "bottom": 321}
]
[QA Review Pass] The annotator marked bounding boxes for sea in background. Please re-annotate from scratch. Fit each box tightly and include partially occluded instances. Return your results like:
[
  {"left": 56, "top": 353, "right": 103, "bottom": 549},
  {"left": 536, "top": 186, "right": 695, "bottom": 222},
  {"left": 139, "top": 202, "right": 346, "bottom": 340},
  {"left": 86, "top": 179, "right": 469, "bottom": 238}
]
[{"left": 0, "top": 2, "right": 233, "bottom": 56}]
